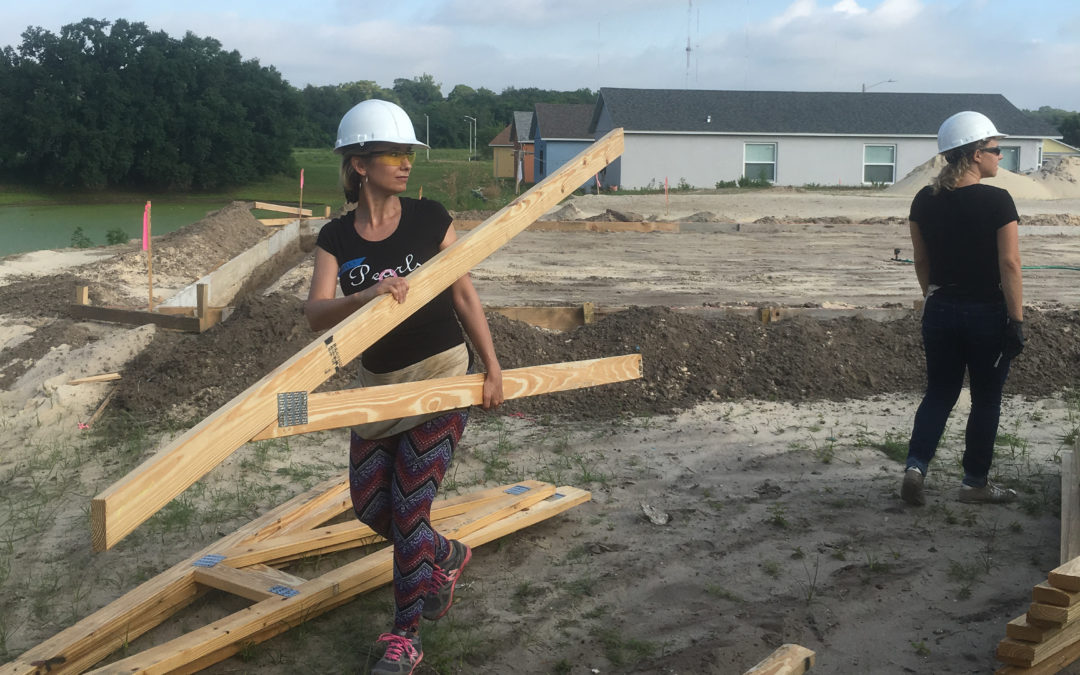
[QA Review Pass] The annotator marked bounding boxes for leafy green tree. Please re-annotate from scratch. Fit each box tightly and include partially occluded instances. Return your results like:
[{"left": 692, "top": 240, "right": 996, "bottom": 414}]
[{"left": 0, "top": 18, "right": 301, "bottom": 190}]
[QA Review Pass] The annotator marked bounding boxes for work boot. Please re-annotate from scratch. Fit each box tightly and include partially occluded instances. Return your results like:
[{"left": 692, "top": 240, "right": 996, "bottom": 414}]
[
  {"left": 422, "top": 539, "right": 472, "bottom": 621},
  {"left": 370, "top": 628, "right": 422, "bottom": 675},
  {"left": 958, "top": 479, "right": 1017, "bottom": 504},
  {"left": 901, "top": 467, "right": 925, "bottom": 506}
]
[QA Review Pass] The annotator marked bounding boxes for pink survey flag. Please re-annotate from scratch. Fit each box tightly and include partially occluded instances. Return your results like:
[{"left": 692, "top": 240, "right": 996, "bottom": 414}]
[
  {"left": 300, "top": 168, "right": 304, "bottom": 189},
  {"left": 142, "top": 201, "right": 151, "bottom": 251}
]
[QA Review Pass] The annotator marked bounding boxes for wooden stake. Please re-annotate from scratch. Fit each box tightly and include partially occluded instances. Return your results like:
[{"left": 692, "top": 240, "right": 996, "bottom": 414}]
[
  {"left": 90, "top": 129, "right": 624, "bottom": 551},
  {"left": 147, "top": 207, "right": 153, "bottom": 312}
]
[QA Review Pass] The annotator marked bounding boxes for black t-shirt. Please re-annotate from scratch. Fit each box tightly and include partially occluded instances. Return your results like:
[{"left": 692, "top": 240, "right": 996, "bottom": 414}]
[
  {"left": 315, "top": 197, "right": 463, "bottom": 372},
  {"left": 909, "top": 183, "right": 1019, "bottom": 301}
]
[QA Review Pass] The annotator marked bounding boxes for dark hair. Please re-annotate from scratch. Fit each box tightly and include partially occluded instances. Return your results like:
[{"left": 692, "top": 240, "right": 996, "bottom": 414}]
[{"left": 932, "top": 138, "right": 993, "bottom": 194}]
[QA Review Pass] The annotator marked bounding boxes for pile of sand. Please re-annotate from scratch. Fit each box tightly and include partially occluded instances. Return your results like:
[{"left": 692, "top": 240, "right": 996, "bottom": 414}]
[{"left": 889, "top": 154, "right": 1080, "bottom": 199}]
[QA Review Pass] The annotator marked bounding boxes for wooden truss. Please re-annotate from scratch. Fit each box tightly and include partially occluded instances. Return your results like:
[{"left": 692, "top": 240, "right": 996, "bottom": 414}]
[
  {"left": 0, "top": 479, "right": 587, "bottom": 674},
  {"left": 91, "top": 128, "right": 624, "bottom": 551}
]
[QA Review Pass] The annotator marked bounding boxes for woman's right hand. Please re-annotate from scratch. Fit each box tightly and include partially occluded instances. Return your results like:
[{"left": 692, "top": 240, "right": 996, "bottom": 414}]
[{"left": 374, "top": 276, "right": 409, "bottom": 304}]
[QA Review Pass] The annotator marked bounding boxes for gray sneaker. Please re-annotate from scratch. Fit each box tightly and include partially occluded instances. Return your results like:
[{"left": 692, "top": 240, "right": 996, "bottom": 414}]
[
  {"left": 421, "top": 539, "right": 471, "bottom": 621},
  {"left": 371, "top": 629, "right": 422, "bottom": 675},
  {"left": 901, "top": 467, "right": 925, "bottom": 506},
  {"left": 958, "top": 479, "right": 1017, "bottom": 504}
]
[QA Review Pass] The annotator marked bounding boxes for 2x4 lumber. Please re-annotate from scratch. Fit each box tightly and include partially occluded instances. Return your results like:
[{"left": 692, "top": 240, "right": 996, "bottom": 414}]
[
  {"left": 175, "top": 490, "right": 592, "bottom": 675},
  {"left": 0, "top": 476, "right": 349, "bottom": 675},
  {"left": 454, "top": 219, "right": 679, "bottom": 233},
  {"left": 91, "top": 128, "right": 623, "bottom": 551},
  {"left": 86, "top": 486, "right": 586, "bottom": 674},
  {"left": 258, "top": 217, "right": 300, "bottom": 226},
  {"left": 742, "top": 643, "right": 816, "bottom": 675},
  {"left": 1028, "top": 601, "right": 1080, "bottom": 625},
  {"left": 1049, "top": 556, "right": 1080, "bottom": 593},
  {"left": 1034, "top": 581, "right": 1080, "bottom": 607},
  {"left": 1009, "top": 614, "right": 1065, "bottom": 643},
  {"left": 69, "top": 305, "right": 201, "bottom": 332},
  {"left": 224, "top": 481, "right": 552, "bottom": 567},
  {"left": 997, "top": 613, "right": 1080, "bottom": 667},
  {"left": 68, "top": 373, "right": 121, "bottom": 385},
  {"left": 996, "top": 636, "right": 1080, "bottom": 674},
  {"left": 252, "top": 354, "right": 642, "bottom": 440},
  {"left": 192, "top": 565, "right": 304, "bottom": 603},
  {"left": 253, "top": 201, "right": 311, "bottom": 216},
  {"left": 75, "top": 285, "right": 90, "bottom": 305},
  {"left": 242, "top": 479, "right": 350, "bottom": 544},
  {"left": 1067, "top": 446, "right": 1080, "bottom": 564}
]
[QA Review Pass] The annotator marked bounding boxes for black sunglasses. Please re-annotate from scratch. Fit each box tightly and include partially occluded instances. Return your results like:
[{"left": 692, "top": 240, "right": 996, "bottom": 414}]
[{"left": 979, "top": 146, "right": 1003, "bottom": 156}]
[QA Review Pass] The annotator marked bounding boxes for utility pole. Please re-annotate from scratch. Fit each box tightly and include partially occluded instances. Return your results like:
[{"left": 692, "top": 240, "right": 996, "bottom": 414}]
[{"left": 464, "top": 116, "right": 477, "bottom": 161}]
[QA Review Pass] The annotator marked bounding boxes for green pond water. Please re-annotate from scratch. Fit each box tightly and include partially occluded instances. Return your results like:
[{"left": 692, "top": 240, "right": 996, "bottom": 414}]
[{"left": 0, "top": 202, "right": 231, "bottom": 258}]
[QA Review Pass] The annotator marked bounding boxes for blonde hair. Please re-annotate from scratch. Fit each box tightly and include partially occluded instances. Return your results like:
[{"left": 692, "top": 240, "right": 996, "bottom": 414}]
[
  {"left": 339, "top": 150, "right": 365, "bottom": 203},
  {"left": 932, "top": 139, "right": 993, "bottom": 194}
]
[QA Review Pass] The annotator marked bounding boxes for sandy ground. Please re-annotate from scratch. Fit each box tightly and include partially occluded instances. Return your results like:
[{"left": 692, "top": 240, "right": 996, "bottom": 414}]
[{"left": 1, "top": 189, "right": 1079, "bottom": 674}]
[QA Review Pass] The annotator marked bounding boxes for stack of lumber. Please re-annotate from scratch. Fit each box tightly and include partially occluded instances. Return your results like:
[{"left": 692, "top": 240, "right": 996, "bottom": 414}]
[{"left": 996, "top": 558, "right": 1080, "bottom": 673}]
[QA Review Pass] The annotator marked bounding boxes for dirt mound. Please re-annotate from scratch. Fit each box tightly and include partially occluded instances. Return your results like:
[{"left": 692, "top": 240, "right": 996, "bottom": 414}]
[
  {"left": 75, "top": 201, "right": 269, "bottom": 305},
  {"left": 888, "top": 154, "right": 1080, "bottom": 199},
  {"left": 583, "top": 208, "right": 645, "bottom": 222},
  {"left": 111, "top": 298, "right": 1080, "bottom": 425},
  {"left": 542, "top": 202, "right": 585, "bottom": 221}
]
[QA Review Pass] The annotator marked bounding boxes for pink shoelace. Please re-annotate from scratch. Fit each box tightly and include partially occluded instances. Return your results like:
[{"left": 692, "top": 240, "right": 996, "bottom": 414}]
[
  {"left": 428, "top": 566, "right": 449, "bottom": 591},
  {"left": 377, "top": 632, "right": 417, "bottom": 661}
]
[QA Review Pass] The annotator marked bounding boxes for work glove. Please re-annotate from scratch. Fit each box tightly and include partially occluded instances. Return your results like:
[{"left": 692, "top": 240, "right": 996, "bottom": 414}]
[{"left": 1002, "top": 318, "right": 1024, "bottom": 361}]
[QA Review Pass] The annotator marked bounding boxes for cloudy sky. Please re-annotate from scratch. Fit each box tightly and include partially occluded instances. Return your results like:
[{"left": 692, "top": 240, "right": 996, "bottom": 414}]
[{"left": 4, "top": 0, "right": 1079, "bottom": 111}]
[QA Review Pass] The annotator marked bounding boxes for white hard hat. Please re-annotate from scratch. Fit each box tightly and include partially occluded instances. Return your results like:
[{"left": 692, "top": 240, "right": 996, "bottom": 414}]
[
  {"left": 937, "top": 111, "right": 1005, "bottom": 153},
  {"left": 334, "top": 99, "right": 428, "bottom": 153}
]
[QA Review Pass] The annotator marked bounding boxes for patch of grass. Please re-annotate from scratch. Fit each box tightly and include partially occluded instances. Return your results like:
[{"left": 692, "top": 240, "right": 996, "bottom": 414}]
[
  {"left": 911, "top": 640, "right": 931, "bottom": 657},
  {"left": 947, "top": 560, "right": 984, "bottom": 599},
  {"left": 870, "top": 431, "right": 908, "bottom": 464},
  {"left": 761, "top": 560, "right": 782, "bottom": 578},
  {"left": 592, "top": 626, "right": 657, "bottom": 668},
  {"left": 706, "top": 585, "right": 744, "bottom": 601},
  {"left": 511, "top": 581, "right": 548, "bottom": 612},
  {"left": 766, "top": 503, "right": 789, "bottom": 528}
]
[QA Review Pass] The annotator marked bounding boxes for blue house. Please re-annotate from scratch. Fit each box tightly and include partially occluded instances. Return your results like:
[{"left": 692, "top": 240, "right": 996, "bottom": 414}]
[{"left": 531, "top": 103, "right": 596, "bottom": 186}]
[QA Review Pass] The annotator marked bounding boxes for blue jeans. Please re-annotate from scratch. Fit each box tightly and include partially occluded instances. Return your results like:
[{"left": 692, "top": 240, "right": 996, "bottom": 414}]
[{"left": 906, "top": 294, "right": 1010, "bottom": 487}]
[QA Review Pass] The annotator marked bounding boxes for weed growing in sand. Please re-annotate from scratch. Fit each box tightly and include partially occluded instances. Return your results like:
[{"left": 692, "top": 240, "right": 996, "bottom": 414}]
[
  {"left": 947, "top": 560, "right": 984, "bottom": 599},
  {"left": 512, "top": 581, "right": 547, "bottom": 612},
  {"left": 706, "top": 584, "right": 744, "bottom": 601},
  {"left": 864, "top": 550, "right": 891, "bottom": 574},
  {"left": 911, "top": 641, "right": 931, "bottom": 657},
  {"left": 869, "top": 431, "right": 908, "bottom": 464},
  {"left": 421, "top": 619, "right": 496, "bottom": 672},
  {"left": 766, "top": 503, "right": 789, "bottom": 528},
  {"left": 796, "top": 555, "right": 821, "bottom": 605},
  {"left": 592, "top": 626, "right": 657, "bottom": 668},
  {"left": 761, "top": 560, "right": 782, "bottom": 579}
]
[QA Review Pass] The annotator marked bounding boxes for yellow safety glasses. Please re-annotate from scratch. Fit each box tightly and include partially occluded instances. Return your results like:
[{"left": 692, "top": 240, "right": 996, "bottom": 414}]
[{"left": 366, "top": 150, "right": 416, "bottom": 166}]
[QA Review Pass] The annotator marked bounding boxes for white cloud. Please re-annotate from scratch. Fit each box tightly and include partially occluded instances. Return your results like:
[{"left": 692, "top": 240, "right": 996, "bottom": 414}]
[{"left": 831, "top": 0, "right": 868, "bottom": 16}]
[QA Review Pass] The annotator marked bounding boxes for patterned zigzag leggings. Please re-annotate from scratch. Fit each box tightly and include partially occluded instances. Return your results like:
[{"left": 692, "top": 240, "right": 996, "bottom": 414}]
[{"left": 348, "top": 410, "right": 468, "bottom": 631}]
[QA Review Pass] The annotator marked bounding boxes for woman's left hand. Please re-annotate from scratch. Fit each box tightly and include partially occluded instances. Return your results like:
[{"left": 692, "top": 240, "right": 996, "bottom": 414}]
[{"left": 482, "top": 367, "right": 504, "bottom": 409}]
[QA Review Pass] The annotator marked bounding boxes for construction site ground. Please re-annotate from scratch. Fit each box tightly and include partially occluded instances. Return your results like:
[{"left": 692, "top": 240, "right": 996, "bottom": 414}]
[{"left": 1, "top": 189, "right": 1079, "bottom": 674}]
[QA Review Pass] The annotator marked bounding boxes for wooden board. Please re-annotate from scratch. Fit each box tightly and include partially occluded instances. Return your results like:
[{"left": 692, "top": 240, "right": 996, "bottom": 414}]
[
  {"left": 91, "top": 128, "right": 623, "bottom": 551},
  {"left": 253, "top": 202, "right": 311, "bottom": 216},
  {"left": 996, "top": 636, "right": 1080, "bottom": 674},
  {"left": 1064, "top": 449, "right": 1080, "bottom": 564},
  {"left": 1008, "top": 614, "right": 1064, "bottom": 643},
  {"left": 455, "top": 219, "right": 679, "bottom": 233},
  {"left": 1034, "top": 581, "right": 1080, "bottom": 607},
  {"left": 1028, "top": 601, "right": 1080, "bottom": 625},
  {"left": 251, "top": 354, "right": 642, "bottom": 440},
  {"left": 997, "top": 614, "right": 1080, "bottom": 667},
  {"left": 68, "top": 373, "right": 121, "bottom": 385},
  {"left": 488, "top": 304, "right": 608, "bottom": 331},
  {"left": 1049, "top": 557, "right": 1080, "bottom": 593},
  {"left": 83, "top": 487, "right": 589, "bottom": 673},
  {"left": 743, "top": 644, "right": 816, "bottom": 675}
]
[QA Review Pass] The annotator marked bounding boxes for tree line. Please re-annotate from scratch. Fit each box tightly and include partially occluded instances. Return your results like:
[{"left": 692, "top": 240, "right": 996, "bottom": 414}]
[
  {"left": 2, "top": 19, "right": 1078, "bottom": 191},
  {"left": 0, "top": 19, "right": 594, "bottom": 190}
]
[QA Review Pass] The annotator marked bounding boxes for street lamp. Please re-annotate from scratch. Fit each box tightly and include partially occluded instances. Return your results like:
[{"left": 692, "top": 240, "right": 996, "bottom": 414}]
[
  {"left": 464, "top": 115, "right": 477, "bottom": 160},
  {"left": 861, "top": 78, "right": 896, "bottom": 93}
]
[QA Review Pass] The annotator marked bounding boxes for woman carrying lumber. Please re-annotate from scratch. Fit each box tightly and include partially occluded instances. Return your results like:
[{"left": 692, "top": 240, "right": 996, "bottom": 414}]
[
  {"left": 305, "top": 99, "right": 504, "bottom": 674},
  {"left": 901, "top": 110, "right": 1024, "bottom": 507}
]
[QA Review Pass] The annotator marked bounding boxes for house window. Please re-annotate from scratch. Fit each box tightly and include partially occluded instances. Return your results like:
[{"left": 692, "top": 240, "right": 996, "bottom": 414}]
[
  {"left": 744, "top": 143, "right": 776, "bottom": 182},
  {"left": 863, "top": 145, "right": 896, "bottom": 184},
  {"left": 999, "top": 146, "right": 1020, "bottom": 172}
]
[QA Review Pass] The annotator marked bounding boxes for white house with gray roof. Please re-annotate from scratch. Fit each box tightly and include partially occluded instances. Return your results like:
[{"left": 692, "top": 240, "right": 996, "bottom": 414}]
[{"left": 589, "top": 88, "right": 1061, "bottom": 190}]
